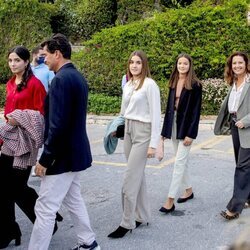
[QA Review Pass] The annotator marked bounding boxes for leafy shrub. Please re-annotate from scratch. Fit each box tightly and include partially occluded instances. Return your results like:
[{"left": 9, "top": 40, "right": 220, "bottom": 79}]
[
  {"left": 74, "top": 0, "right": 249, "bottom": 98},
  {"left": 192, "top": 0, "right": 227, "bottom": 7},
  {"left": 88, "top": 93, "right": 121, "bottom": 115},
  {"left": 116, "top": 0, "right": 161, "bottom": 25},
  {"left": 52, "top": 0, "right": 117, "bottom": 42},
  {"left": 116, "top": 0, "right": 195, "bottom": 25},
  {"left": 201, "top": 78, "right": 228, "bottom": 115},
  {"left": 0, "top": 0, "right": 55, "bottom": 82}
]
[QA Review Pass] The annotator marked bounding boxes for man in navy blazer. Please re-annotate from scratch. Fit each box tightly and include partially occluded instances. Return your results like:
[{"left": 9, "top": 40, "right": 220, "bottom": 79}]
[{"left": 28, "top": 34, "right": 100, "bottom": 250}]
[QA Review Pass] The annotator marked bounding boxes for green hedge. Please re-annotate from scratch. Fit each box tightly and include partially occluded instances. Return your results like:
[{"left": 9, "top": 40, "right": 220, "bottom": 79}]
[
  {"left": 72, "top": 0, "right": 249, "bottom": 98},
  {"left": 88, "top": 93, "right": 121, "bottom": 115},
  {"left": 52, "top": 0, "right": 117, "bottom": 42},
  {"left": 0, "top": 0, "right": 55, "bottom": 83}
]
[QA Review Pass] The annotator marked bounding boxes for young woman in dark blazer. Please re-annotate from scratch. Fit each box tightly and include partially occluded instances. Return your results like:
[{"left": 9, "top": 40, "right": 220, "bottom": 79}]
[
  {"left": 214, "top": 51, "right": 250, "bottom": 220},
  {"left": 159, "top": 53, "right": 202, "bottom": 213}
]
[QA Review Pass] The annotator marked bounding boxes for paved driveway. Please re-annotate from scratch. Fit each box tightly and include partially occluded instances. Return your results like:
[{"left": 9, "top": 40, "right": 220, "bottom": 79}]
[{"left": 1, "top": 119, "right": 250, "bottom": 250}]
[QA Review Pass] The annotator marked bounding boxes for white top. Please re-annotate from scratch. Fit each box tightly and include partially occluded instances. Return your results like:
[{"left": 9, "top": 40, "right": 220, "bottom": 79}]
[
  {"left": 228, "top": 75, "right": 248, "bottom": 113},
  {"left": 120, "top": 77, "right": 161, "bottom": 148}
]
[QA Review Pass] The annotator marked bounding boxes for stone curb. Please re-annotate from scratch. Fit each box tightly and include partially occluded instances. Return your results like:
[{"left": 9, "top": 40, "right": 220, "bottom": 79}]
[{"left": 87, "top": 114, "right": 216, "bottom": 126}]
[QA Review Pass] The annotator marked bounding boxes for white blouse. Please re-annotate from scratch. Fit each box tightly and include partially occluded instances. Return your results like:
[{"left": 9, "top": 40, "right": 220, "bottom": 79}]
[
  {"left": 228, "top": 75, "right": 249, "bottom": 113},
  {"left": 120, "top": 77, "right": 161, "bottom": 148}
]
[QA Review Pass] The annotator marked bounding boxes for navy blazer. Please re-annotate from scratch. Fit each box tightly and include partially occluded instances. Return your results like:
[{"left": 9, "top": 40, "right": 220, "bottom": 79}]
[
  {"left": 161, "top": 81, "right": 202, "bottom": 140},
  {"left": 39, "top": 63, "right": 92, "bottom": 175}
]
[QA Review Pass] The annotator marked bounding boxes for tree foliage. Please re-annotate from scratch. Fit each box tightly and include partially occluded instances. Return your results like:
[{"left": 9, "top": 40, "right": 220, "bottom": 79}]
[
  {"left": 72, "top": 0, "right": 249, "bottom": 99},
  {"left": 0, "top": 0, "right": 55, "bottom": 82},
  {"left": 52, "top": 0, "right": 117, "bottom": 42}
]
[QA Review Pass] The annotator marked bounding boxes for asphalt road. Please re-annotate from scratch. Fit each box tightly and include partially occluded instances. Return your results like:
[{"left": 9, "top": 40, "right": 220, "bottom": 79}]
[{"left": 1, "top": 119, "right": 250, "bottom": 250}]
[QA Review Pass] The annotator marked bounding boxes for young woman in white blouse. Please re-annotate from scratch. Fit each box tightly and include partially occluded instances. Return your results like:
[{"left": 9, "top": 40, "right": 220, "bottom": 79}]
[
  {"left": 215, "top": 51, "right": 250, "bottom": 220},
  {"left": 108, "top": 50, "right": 161, "bottom": 238}
]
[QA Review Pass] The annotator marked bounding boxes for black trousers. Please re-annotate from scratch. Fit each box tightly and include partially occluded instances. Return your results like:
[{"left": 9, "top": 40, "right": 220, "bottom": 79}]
[
  {"left": 226, "top": 118, "right": 250, "bottom": 213},
  {"left": 0, "top": 154, "right": 38, "bottom": 237}
]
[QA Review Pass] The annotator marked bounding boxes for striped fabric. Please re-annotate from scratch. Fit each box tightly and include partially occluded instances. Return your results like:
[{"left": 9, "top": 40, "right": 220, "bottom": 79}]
[{"left": 0, "top": 109, "right": 44, "bottom": 169}]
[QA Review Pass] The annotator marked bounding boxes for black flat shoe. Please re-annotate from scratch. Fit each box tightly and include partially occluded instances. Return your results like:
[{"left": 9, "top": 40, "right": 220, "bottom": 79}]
[
  {"left": 177, "top": 193, "right": 194, "bottom": 203},
  {"left": 108, "top": 226, "right": 132, "bottom": 238},
  {"left": 159, "top": 204, "right": 175, "bottom": 214}
]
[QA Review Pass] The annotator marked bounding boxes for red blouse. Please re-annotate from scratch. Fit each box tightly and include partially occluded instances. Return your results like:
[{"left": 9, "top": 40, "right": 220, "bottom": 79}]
[{"left": 4, "top": 75, "right": 46, "bottom": 117}]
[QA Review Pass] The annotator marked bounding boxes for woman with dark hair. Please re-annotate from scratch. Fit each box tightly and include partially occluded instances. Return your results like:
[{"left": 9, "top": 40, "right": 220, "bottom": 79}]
[
  {"left": 0, "top": 45, "right": 61, "bottom": 249},
  {"left": 159, "top": 53, "right": 202, "bottom": 214},
  {"left": 108, "top": 50, "right": 161, "bottom": 238},
  {"left": 214, "top": 51, "right": 250, "bottom": 220}
]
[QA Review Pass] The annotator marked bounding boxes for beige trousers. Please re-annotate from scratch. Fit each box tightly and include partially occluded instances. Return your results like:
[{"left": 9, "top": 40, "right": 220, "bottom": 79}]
[
  {"left": 168, "top": 113, "right": 192, "bottom": 198},
  {"left": 120, "top": 119, "right": 151, "bottom": 229}
]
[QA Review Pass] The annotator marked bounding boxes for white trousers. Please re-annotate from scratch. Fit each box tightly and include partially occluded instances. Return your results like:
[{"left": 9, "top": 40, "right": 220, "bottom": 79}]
[
  {"left": 28, "top": 172, "right": 95, "bottom": 250},
  {"left": 120, "top": 119, "right": 151, "bottom": 229},
  {"left": 168, "top": 114, "right": 192, "bottom": 198}
]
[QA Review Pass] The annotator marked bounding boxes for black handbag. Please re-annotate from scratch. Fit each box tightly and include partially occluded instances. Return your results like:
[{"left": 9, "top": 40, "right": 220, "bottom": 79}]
[{"left": 116, "top": 124, "right": 125, "bottom": 138}]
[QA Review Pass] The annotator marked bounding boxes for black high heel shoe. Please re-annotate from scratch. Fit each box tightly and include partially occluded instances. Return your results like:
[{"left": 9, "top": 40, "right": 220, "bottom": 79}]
[
  {"left": 135, "top": 221, "right": 149, "bottom": 228},
  {"left": 108, "top": 226, "right": 132, "bottom": 238},
  {"left": 159, "top": 204, "right": 175, "bottom": 214},
  {"left": 0, "top": 222, "right": 22, "bottom": 249}
]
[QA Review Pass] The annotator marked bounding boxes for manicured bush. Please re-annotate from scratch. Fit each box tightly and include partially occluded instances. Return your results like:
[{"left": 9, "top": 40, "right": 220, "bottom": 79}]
[
  {"left": 73, "top": 0, "right": 249, "bottom": 98},
  {"left": 116, "top": 0, "right": 162, "bottom": 25},
  {"left": 52, "top": 0, "right": 117, "bottom": 42},
  {"left": 88, "top": 93, "right": 121, "bottom": 115},
  {"left": 0, "top": 0, "right": 55, "bottom": 83}
]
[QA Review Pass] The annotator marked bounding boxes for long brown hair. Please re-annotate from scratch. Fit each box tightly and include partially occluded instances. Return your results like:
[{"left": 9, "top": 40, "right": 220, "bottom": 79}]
[
  {"left": 126, "top": 50, "right": 151, "bottom": 90},
  {"left": 224, "top": 51, "right": 250, "bottom": 86},
  {"left": 169, "top": 53, "right": 200, "bottom": 90}
]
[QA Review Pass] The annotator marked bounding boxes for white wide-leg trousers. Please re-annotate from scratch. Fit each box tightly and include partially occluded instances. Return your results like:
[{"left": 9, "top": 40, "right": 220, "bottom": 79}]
[{"left": 168, "top": 114, "right": 192, "bottom": 198}]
